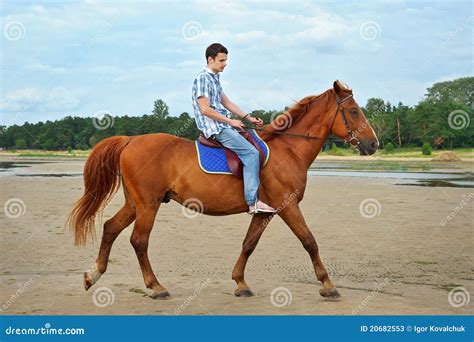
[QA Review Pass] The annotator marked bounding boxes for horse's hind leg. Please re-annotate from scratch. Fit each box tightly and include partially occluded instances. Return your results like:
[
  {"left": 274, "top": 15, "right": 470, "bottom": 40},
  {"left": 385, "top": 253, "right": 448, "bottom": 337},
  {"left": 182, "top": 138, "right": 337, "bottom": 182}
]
[
  {"left": 232, "top": 213, "right": 274, "bottom": 297},
  {"left": 84, "top": 191, "right": 136, "bottom": 290},
  {"left": 130, "top": 202, "right": 170, "bottom": 299}
]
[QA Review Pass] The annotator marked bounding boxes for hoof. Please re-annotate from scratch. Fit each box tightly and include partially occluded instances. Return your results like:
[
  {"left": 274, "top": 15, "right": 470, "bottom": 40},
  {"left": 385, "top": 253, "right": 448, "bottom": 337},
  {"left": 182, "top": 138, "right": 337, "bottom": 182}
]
[
  {"left": 83, "top": 272, "right": 93, "bottom": 291},
  {"left": 150, "top": 290, "right": 171, "bottom": 300},
  {"left": 319, "top": 287, "right": 340, "bottom": 299},
  {"left": 235, "top": 288, "right": 255, "bottom": 297}
]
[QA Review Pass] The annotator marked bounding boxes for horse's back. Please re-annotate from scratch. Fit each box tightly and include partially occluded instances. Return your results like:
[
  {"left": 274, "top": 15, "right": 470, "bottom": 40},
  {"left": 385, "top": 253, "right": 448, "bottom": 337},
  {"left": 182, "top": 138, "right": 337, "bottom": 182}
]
[{"left": 120, "top": 133, "right": 198, "bottom": 179}]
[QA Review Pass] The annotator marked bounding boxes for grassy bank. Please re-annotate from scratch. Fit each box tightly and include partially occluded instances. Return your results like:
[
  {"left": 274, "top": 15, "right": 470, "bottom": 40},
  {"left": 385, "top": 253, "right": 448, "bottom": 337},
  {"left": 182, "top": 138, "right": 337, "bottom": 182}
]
[
  {"left": 319, "top": 146, "right": 473, "bottom": 159},
  {"left": 0, "top": 149, "right": 90, "bottom": 158}
]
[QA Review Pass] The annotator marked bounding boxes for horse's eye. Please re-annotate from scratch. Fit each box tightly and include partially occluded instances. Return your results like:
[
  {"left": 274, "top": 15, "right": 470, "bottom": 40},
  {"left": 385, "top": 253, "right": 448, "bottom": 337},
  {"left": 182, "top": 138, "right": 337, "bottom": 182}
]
[{"left": 349, "top": 108, "right": 359, "bottom": 117}]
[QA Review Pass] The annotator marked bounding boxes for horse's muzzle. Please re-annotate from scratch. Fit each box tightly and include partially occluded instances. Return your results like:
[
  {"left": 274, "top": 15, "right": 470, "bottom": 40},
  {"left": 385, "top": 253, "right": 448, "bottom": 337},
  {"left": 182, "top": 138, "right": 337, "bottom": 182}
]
[{"left": 358, "top": 139, "right": 379, "bottom": 155}]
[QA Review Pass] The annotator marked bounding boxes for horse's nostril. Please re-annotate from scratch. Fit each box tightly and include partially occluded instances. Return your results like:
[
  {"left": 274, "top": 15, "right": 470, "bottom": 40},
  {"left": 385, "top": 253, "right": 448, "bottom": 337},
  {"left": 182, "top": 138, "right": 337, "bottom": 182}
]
[{"left": 370, "top": 141, "right": 379, "bottom": 150}]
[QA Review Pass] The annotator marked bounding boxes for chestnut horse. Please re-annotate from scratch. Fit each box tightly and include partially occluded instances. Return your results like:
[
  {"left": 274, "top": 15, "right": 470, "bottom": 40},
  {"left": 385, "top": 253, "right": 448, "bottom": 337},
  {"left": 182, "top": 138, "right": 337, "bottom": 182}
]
[{"left": 68, "top": 80, "right": 378, "bottom": 300}]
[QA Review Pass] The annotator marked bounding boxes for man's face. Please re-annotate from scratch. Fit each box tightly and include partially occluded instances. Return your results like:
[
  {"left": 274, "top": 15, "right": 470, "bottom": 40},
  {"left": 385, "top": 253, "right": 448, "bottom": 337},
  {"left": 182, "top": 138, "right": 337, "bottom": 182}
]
[{"left": 208, "top": 53, "right": 227, "bottom": 72}]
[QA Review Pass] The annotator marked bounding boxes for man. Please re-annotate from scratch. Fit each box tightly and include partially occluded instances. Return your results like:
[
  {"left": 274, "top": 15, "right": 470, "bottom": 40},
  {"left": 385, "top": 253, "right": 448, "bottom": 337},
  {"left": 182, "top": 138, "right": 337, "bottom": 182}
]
[{"left": 192, "top": 43, "right": 276, "bottom": 214}]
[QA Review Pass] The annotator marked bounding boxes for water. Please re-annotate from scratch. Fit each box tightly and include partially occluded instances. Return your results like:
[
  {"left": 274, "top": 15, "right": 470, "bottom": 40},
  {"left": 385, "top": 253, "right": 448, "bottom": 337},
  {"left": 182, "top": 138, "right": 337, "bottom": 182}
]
[
  {"left": 308, "top": 170, "right": 473, "bottom": 188},
  {"left": 0, "top": 161, "right": 81, "bottom": 178},
  {"left": 0, "top": 161, "right": 46, "bottom": 169},
  {"left": 1, "top": 160, "right": 472, "bottom": 187},
  {"left": 308, "top": 170, "right": 462, "bottom": 179},
  {"left": 308, "top": 161, "right": 473, "bottom": 188},
  {"left": 15, "top": 173, "right": 83, "bottom": 177}
]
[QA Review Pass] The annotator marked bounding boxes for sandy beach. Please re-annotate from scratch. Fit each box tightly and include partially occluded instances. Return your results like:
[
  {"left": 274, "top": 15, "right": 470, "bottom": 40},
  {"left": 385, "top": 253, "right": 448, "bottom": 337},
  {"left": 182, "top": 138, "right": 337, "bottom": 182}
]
[{"left": 1, "top": 158, "right": 473, "bottom": 315}]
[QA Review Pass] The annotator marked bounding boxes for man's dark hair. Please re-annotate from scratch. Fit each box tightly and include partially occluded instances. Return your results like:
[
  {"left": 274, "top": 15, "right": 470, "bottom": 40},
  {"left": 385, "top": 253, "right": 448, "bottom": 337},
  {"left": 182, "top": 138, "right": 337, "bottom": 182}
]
[{"left": 205, "top": 43, "right": 228, "bottom": 63}]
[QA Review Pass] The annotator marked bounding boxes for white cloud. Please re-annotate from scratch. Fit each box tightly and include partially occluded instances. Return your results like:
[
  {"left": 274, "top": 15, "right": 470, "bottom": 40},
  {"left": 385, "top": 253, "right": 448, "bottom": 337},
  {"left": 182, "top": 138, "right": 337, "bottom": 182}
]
[
  {"left": 1, "top": 0, "right": 471, "bottom": 126},
  {"left": 25, "top": 63, "right": 67, "bottom": 74},
  {"left": 30, "top": 5, "right": 47, "bottom": 15},
  {"left": 0, "top": 87, "right": 79, "bottom": 113}
]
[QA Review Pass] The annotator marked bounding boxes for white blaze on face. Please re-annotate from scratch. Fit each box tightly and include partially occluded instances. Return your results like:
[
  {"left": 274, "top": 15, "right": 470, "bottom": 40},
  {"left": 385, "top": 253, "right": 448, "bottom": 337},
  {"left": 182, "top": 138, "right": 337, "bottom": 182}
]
[{"left": 369, "top": 124, "right": 379, "bottom": 146}]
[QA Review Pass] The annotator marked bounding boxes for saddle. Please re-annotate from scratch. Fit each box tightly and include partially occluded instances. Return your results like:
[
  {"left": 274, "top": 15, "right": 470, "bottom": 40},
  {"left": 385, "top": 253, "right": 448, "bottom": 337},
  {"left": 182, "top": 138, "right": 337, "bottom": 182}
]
[{"left": 198, "top": 130, "right": 266, "bottom": 179}]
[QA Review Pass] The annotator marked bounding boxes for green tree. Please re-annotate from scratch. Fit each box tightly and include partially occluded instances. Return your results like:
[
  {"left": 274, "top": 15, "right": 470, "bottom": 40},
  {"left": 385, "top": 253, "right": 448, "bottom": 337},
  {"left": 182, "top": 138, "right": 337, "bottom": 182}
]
[
  {"left": 383, "top": 142, "right": 395, "bottom": 154},
  {"left": 422, "top": 142, "right": 432, "bottom": 155},
  {"left": 0, "top": 77, "right": 472, "bottom": 150},
  {"left": 15, "top": 138, "right": 28, "bottom": 149},
  {"left": 152, "top": 99, "right": 169, "bottom": 119},
  {"left": 425, "top": 77, "right": 474, "bottom": 108}
]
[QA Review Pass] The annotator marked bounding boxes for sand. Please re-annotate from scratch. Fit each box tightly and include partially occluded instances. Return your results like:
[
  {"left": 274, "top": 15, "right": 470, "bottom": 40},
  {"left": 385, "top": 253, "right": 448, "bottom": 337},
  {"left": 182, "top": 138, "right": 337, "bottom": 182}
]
[{"left": 0, "top": 158, "right": 473, "bottom": 315}]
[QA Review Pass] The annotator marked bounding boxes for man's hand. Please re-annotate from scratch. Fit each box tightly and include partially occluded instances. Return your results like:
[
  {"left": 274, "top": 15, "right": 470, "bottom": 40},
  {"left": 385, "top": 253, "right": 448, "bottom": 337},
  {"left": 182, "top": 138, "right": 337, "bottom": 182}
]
[
  {"left": 246, "top": 116, "right": 264, "bottom": 127},
  {"left": 221, "top": 95, "right": 264, "bottom": 128},
  {"left": 229, "top": 119, "right": 245, "bottom": 130}
]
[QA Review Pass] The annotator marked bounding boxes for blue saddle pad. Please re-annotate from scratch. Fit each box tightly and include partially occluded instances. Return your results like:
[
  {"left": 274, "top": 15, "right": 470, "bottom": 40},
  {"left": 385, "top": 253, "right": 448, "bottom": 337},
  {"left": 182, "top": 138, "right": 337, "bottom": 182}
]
[{"left": 195, "top": 129, "right": 270, "bottom": 175}]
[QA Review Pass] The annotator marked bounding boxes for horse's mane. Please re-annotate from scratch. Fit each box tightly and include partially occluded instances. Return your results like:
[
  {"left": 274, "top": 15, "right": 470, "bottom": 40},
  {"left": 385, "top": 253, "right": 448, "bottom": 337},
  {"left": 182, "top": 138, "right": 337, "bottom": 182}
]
[{"left": 259, "top": 89, "right": 333, "bottom": 141}]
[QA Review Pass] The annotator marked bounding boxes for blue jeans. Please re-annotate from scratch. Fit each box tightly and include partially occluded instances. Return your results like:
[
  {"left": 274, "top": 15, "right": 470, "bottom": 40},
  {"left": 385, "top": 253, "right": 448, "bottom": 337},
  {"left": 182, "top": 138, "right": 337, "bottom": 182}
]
[{"left": 214, "top": 127, "right": 260, "bottom": 205}]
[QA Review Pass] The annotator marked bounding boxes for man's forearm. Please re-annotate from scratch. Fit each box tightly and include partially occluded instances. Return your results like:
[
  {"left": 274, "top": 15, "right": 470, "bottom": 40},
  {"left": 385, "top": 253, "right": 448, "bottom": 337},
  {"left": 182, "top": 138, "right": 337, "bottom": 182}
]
[
  {"left": 223, "top": 101, "right": 247, "bottom": 118},
  {"left": 201, "top": 107, "right": 231, "bottom": 124}
]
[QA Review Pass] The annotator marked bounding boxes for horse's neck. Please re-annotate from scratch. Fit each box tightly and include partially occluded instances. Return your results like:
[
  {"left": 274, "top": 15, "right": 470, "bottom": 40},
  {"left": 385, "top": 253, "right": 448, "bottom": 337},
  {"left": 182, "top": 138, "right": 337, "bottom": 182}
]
[{"left": 268, "top": 92, "right": 335, "bottom": 169}]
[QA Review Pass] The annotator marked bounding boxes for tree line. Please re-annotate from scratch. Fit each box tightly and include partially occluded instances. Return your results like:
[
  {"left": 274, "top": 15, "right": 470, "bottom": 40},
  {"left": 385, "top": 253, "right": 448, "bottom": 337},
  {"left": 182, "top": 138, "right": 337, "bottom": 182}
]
[{"left": 1, "top": 77, "right": 472, "bottom": 150}]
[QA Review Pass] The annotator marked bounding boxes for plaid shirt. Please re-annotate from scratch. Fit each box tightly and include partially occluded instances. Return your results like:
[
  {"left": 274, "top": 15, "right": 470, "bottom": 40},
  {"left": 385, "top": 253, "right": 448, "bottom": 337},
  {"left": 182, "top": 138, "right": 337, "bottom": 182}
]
[{"left": 192, "top": 67, "right": 231, "bottom": 138}]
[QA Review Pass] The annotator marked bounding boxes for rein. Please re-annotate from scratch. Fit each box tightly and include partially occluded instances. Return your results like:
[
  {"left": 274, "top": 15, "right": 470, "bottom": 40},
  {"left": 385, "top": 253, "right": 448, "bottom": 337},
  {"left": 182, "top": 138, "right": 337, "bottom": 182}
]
[
  {"left": 242, "top": 94, "right": 359, "bottom": 146},
  {"left": 242, "top": 126, "right": 322, "bottom": 140}
]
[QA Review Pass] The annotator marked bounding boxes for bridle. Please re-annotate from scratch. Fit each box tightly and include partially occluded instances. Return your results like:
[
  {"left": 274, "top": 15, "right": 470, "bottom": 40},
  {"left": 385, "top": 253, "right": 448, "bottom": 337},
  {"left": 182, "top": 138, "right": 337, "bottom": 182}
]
[
  {"left": 243, "top": 93, "right": 360, "bottom": 148},
  {"left": 332, "top": 94, "right": 360, "bottom": 148}
]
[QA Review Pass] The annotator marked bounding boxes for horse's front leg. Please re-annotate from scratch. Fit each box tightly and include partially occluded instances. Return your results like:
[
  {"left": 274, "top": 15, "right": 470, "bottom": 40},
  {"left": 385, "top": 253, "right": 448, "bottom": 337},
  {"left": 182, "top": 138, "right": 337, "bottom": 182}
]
[{"left": 279, "top": 204, "right": 340, "bottom": 298}]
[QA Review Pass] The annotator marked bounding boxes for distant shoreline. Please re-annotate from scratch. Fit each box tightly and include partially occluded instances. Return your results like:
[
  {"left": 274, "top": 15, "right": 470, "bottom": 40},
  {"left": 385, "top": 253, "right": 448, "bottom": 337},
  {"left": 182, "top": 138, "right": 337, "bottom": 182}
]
[{"left": 0, "top": 149, "right": 472, "bottom": 163}]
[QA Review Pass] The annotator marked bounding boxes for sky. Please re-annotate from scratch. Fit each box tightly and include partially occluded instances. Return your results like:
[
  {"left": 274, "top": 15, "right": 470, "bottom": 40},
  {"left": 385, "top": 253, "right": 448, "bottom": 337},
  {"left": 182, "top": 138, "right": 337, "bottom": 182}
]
[{"left": 1, "top": 0, "right": 472, "bottom": 126}]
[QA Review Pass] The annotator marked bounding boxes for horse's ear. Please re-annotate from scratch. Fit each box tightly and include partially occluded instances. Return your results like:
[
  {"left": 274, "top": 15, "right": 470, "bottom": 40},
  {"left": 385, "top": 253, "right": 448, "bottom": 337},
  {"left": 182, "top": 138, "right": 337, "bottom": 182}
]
[
  {"left": 333, "top": 80, "right": 341, "bottom": 95},
  {"left": 333, "top": 80, "right": 352, "bottom": 95}
]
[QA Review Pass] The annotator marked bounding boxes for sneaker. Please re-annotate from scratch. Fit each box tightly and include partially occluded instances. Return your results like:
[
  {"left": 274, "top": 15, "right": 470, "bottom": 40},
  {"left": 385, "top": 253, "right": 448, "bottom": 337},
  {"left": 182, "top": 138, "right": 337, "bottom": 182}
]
[{"left": 248, "top": 200, "right": 277, "bottom": 215}]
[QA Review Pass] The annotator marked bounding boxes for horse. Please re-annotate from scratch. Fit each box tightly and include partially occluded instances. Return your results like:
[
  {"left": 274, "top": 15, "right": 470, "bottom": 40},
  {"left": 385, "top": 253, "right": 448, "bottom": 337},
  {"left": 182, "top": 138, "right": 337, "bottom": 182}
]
[{"left": 68, "top": 80, "right": 378, "bottom": 300}]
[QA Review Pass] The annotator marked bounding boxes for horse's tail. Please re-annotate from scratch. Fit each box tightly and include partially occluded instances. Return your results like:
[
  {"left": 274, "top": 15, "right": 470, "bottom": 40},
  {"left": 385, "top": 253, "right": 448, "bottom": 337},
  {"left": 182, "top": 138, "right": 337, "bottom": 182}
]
[{"left": 68, "top": 136, "right": 131, "bottom": 246}]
